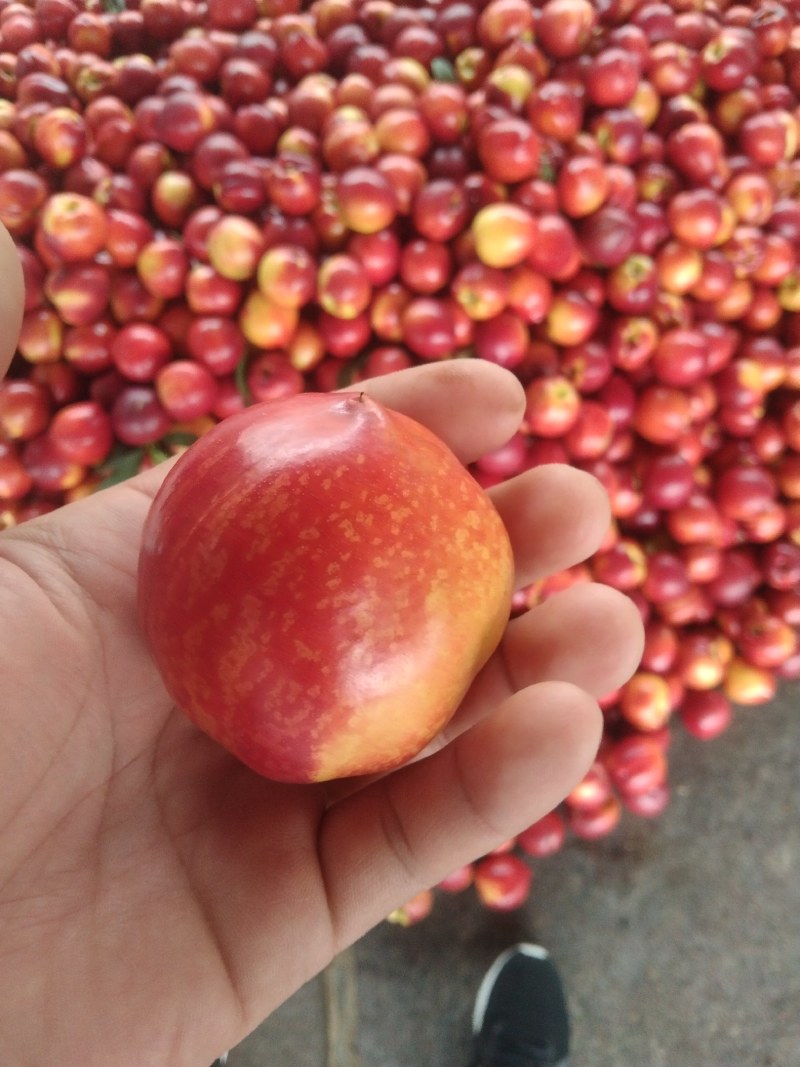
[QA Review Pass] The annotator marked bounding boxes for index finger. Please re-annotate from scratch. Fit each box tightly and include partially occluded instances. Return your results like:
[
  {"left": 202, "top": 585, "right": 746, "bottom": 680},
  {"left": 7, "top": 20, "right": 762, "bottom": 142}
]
[
  {"left": 20, "top": 361, "right": 528, "bottom": 593},
  {"left": 350, "top": 359, "right": 526, "bottom": 465}
]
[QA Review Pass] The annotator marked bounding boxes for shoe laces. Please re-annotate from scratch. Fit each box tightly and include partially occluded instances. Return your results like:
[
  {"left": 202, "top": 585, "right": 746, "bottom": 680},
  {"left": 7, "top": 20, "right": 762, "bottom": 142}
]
[{"left": 474, "top": 1022, "right": 560, "bottom": 1067}]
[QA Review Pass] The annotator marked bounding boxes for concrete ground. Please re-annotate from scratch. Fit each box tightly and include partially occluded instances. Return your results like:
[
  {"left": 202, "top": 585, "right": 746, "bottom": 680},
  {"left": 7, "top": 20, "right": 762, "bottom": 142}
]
[{"left": 227, "top": 680, "right": 800, "bottom": 1067}]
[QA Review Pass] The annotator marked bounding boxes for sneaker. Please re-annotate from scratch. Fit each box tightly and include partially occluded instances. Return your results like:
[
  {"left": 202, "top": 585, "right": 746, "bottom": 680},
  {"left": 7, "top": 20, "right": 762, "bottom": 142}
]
[{"left": 469, "top": 944, "right": 570, "bottom": 1067}]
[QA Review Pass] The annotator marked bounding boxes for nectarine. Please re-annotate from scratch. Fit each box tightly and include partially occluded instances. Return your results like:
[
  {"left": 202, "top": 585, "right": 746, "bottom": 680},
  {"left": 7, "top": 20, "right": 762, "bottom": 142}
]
[{"left": 138, "top": 392, "right": 514, "bottom": 782}]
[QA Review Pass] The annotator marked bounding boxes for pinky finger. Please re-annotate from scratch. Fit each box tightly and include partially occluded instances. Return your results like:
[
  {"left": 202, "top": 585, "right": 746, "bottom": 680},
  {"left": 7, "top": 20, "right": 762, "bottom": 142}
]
[{"left": 318, "top": 680, "right": 602, "bottom": 950}]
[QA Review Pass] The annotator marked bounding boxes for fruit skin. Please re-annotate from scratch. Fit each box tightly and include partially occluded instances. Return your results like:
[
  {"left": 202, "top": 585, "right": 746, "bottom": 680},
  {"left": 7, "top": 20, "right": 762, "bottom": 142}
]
[
  {"left": 387, "top": 889, "right": 435, "bottom": 925},
  {"left": 472, "top": 202, "right": 538, "bottom": 269},
  {"left": 138, "top": 392, "right": 514, "bottom": 783},
  {"left": 473, "top": 852, "right": 532, "bottom": 911}
]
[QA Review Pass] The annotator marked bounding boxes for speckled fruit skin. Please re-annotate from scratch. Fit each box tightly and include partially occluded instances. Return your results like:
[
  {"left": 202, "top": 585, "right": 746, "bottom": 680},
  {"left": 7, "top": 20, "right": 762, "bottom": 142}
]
[{"left": 137, "top": 392, "right": 514, "bottom": 783}]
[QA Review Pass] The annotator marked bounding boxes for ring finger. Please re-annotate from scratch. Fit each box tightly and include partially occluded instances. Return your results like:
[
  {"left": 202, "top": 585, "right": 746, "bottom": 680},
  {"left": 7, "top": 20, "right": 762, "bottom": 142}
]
[{"left": 431, "top": 582, "right": 643, "bottom": 754}]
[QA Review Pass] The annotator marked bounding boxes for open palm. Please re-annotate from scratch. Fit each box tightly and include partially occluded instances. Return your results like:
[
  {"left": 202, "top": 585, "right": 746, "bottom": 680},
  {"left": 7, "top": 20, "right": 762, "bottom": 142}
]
[{"left": 0, "top": 226, "right": 643, "bottom": 1066}]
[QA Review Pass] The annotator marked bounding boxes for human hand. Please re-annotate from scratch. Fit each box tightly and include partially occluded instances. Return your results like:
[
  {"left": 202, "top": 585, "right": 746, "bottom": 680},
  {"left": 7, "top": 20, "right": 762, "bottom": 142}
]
[{"left": 0, "top": 223, "right": 643, "bottom": 1066}]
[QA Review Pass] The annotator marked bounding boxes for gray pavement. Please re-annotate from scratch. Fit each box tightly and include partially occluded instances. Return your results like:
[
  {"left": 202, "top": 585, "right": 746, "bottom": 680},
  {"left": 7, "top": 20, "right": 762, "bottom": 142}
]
[{"left": 228, "top": 681, "right": 800, "bottom": 1067}]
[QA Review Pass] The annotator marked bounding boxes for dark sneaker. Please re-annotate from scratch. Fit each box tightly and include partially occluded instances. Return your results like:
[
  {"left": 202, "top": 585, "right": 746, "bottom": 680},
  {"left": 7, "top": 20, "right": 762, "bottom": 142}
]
[{"left": 469, "top": 944, "right": 570, "bottom": 1067}]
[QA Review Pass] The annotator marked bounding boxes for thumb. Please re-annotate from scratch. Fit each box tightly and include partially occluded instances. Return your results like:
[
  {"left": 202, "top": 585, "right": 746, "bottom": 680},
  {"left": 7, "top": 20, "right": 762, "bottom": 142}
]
[{"left": 0, "top": 223, "right": 24, "bottom": 379}]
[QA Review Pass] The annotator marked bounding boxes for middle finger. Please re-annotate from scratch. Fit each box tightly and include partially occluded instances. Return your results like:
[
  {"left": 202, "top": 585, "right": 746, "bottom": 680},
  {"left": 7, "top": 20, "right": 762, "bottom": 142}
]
[{"left": 489, "top": 463, "right": 612, "bottom": 588}]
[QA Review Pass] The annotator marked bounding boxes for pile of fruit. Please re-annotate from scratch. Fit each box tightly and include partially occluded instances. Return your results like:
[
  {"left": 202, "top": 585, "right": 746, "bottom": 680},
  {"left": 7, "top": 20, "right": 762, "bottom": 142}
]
[{"left": 1, "top": 0, "right": 799, "bottom": 917}]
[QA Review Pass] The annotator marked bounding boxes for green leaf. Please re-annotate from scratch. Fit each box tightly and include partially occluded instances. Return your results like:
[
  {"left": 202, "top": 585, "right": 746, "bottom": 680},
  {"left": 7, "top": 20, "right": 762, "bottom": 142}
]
[
  {"left": 162, "top": 430, "right": 199, "bottom": 448},
  {"left": 97, "top": 448, "right": 145, "bottom": 490},
  {"left": 146, "top": 444, "right": 171, "bottom": 466},
  {"left": 336, "top": 361, "right": 360, "bottom": 389},
  {"left": 431, "top": 57, "right": 457, "bottom": 83},
  {"left": 538, "top": 157, "right": 557, "bottom": 184},
  {"left": 234, "top": 354, "right": 252, "bottom": 405}
]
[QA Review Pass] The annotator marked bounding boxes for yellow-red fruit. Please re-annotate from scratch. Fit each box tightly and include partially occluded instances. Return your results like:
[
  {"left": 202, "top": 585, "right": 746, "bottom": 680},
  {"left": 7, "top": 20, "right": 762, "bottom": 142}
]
[
  {"left": 138, "top": 392, "right": 514, "bottom": 783},
  {"left": 472, "top": 203, "right": 538, "bottom": 268}
]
